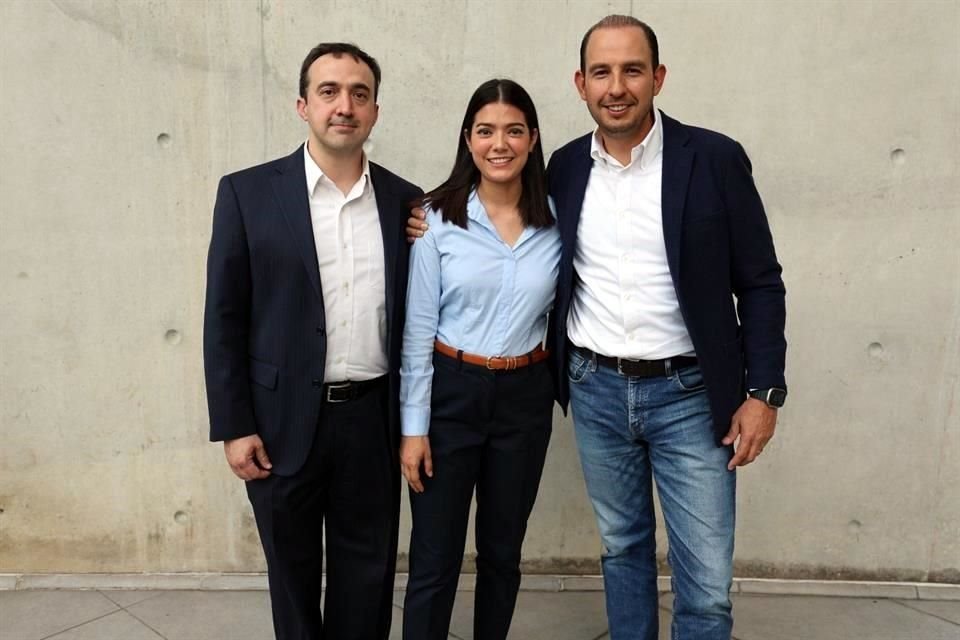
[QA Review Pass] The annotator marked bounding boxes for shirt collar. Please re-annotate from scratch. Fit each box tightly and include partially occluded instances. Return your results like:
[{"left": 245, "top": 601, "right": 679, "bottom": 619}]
[
  {"left": 589, "top": 108, "right": 663, "bottom": 170},
  {"left": 466, "top": 189, "right": 486, "bottom": 225},
  {"left": 303, "top": 141, "right": 371, "bottom": 196},
  {"left": 465, "top": 189, "right": 537, "bottom": 248}
]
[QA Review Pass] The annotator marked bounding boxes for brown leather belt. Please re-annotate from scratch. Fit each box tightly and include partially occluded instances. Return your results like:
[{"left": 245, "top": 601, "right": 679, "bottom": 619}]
[{"left": 434, "top": 340, "right": 549, "bottom": 371}]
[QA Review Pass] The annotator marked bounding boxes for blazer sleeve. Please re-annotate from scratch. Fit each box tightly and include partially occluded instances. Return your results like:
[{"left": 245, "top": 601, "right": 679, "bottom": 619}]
[
  {"left": 203, "top": 175, "right": 258, "bottom": 442},
  {"left": 723, "top": 142, "right": 787, "bottom": 391}
]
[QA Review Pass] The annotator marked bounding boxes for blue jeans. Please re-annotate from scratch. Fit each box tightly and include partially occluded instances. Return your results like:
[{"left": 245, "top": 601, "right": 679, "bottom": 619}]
[{"left": 568, "top": 348, "right": 735, "bottom": 640}]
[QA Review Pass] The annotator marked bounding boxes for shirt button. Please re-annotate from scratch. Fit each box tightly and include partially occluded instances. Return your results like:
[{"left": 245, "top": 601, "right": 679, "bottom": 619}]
[
  {"left": 336, "top": 357, "right": 344, "bottom": 364},
  {"left": 341, "top": 321, "right": 347, "bottom": 327}
]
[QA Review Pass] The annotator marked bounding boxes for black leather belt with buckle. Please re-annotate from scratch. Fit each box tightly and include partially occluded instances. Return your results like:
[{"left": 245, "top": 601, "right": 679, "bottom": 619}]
[
  {"left": 571, "top": 345, "right": 697, "bottom": 378},
  {"left": 322, "top": 376, "right": 386, "bottom": 403}
]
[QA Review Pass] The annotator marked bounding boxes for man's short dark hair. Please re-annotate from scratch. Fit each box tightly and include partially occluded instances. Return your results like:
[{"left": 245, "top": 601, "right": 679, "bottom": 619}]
[
  {"left": 299, "top": 42, "right": 382, "bottom": 101},
  {"left": 579, "top": 15, "right": 659, "bottom": 72}
]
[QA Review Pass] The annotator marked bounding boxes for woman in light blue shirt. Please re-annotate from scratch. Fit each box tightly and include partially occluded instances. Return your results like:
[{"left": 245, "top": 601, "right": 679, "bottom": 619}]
[{"left": 400, "top": 79, "right": 560, "bottom": 640}]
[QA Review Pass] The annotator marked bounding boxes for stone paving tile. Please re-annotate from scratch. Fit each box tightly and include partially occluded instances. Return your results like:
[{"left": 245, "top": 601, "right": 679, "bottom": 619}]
[
  {"left": 447, "top": 591, "right": 609, "bottom": 639},
  {"left": 387, "top": 604, "right": 403, "bottom": 640},
  {"left": 43, "top": 609, "right": 164, "bottom": 640},
  {"left": 3, "top": 588, "right": 957, "bottom": 640},
  {"left": 731, "top": 594, "right": 960, "bottom": 640},
  {"left": 0, "top": 590, "right": 118, "bottom": 640},
  {"left": 125, "top": 590, "right": 273, "bottom": 640},
  {"left": 661, "top": 592, "right": 675, "bottom": 611},
  {"left": 895, "top": 599, "right": 960, "bottom": 625},
  {"left": 97, "top": 590, "right": 162, "bottom": 608}
]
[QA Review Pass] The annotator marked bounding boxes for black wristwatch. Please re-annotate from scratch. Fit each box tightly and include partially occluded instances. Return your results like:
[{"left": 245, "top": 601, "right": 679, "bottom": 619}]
[{"left": 748, "top": 388, "right": 787, "bottom": 408}]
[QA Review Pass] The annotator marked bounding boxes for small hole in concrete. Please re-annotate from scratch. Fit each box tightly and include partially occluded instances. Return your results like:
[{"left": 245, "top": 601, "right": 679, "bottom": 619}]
[
  {"left": 157, "top": 133, "right": 172, "bottom": 148},
  {"left": 165, "top": 329, "right": 182, "bottom": 345},
  {"left": 867, "top": 342, "right": 883, "bottom": 358},
  {"left": 174, "top": 510, "right": 189, "bottom": 524},
  {"left": 890, "top": 148, "right": 906, "bottom": 166}
]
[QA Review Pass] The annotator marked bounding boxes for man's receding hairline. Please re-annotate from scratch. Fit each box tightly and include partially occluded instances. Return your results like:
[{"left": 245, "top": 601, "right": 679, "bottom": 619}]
[{"left": 582, "top": 24, "right": 657, "bottom": 73}]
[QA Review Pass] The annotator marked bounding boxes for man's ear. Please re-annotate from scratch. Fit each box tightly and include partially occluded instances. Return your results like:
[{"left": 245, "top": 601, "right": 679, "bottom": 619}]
[
  {"left": 574, "top": 69, "right": 587, "bottom": 101},
  {"left": 653, "top": 64, "right": 667, "bottom": 97}
]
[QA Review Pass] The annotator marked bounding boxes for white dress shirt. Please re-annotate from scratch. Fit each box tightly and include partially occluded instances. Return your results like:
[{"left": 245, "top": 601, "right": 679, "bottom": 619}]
[
  {"left": 304, "top": 142, "right": 388, "bottom": 382},
  {"left": 566, "top": 110, "right": 695, "bottom": 359}
]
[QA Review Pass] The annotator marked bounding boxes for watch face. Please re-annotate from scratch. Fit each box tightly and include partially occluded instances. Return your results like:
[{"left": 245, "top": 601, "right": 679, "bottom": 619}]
[{"left": 768, "top": 388, "right": 787, "bottom": 407}]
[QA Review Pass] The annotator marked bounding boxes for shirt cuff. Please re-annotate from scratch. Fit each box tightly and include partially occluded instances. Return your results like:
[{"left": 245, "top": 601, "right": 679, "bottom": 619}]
[{"left": 401, "top": 405, "right": 431, "bottom": 437}]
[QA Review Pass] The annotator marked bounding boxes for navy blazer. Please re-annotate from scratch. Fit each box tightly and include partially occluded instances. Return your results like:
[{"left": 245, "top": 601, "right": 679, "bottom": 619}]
[
  {"left": 203, "top": 146, "right": 423, "bottom": 475},
  {"left": 547, "top": 111, "right": 786, "bottom": 442}
]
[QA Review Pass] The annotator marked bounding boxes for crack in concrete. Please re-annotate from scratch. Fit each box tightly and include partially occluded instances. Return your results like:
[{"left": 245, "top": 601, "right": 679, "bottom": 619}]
[{"left": 892, "top": 599, "right": 960, "bottom": 628}]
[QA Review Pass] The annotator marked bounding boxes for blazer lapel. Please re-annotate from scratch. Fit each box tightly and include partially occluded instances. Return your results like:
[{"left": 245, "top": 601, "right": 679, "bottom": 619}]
[
  {"left": 369, "top": 163, "right": 399, "bottom": 344},
  {"left": 273, "top": 145, "right": 323, "bottom": 301},
  {"left": 560, "top": 135, "right": 594, "bottom": 266},
  {"left": 659, "top": 111, "right": 694, "bottom": 284}
]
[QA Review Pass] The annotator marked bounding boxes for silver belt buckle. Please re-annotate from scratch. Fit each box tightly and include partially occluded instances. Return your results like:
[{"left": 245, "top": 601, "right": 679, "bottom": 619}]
[
  {"left": 616, "top": 357, "right": 635, "bottom": 376},
  {"left": 325, "top": 381, "right": 352, "bottom": 403}
]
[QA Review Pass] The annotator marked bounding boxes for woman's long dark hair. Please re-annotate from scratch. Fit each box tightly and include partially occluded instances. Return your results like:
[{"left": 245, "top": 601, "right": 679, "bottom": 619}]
[{"left": 418, "top": 79, "right": 553, "bottom": 229}]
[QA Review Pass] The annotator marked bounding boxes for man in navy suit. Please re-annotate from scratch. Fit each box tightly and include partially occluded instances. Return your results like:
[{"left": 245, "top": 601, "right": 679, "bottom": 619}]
[
  {"left": 203, "top": 42, "right": 421, "bottom": 640},
  {"left": 546, "top": 15, "right": 787, "bottom": 640}
]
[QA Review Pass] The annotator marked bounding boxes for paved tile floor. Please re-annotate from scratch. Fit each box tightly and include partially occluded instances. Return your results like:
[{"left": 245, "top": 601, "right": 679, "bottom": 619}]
[{"left": 1, "top": 588, "right": 957, "bottom": 639}]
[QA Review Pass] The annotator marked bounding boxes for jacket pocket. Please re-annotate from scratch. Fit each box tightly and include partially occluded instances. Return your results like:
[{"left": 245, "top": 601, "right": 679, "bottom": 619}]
[{"left": 248, "top": 357, "right": 279, "bottom": 390}]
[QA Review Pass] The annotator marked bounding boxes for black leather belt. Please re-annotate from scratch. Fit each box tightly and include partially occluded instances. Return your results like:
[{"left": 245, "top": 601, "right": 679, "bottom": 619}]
[
  {"left": 322, "top": 376, "right": 386, "bottom": 403},
  {"left": 571, "top": 345, "right": 697, "bottom": 378}
]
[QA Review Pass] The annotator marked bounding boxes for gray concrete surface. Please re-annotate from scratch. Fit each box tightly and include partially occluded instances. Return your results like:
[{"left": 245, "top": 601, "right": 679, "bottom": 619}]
[
  {"left": 1, "top": 589, "right": 959, "bottom": 640},
  {"left": 1, "top": 0, "right": 958, "bottom": 582}
]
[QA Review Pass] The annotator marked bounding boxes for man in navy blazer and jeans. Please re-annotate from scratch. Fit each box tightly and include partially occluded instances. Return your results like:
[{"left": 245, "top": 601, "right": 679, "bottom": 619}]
[
  {"left": 405, "top": 14, "right": 785, "bottom": 639},
  {"left": 547, "top": 15, "right": 787, "bottom": 640},
  {"left": 204, "top": 42, "right": 421, "bottom": 639}
]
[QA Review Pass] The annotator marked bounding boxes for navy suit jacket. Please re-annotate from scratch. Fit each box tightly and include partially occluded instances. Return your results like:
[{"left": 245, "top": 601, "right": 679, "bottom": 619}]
[
  {"left": 547, "top": 111, "right": 786, "bottom": 442},
  {"left": 203, "top": 146, "right": 423, "bottom": 475}
]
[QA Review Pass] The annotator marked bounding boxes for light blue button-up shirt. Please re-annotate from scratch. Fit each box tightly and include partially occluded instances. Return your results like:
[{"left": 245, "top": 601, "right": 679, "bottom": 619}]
[{"left": 400, "top": 191, "right": 561, "bottom": 436}]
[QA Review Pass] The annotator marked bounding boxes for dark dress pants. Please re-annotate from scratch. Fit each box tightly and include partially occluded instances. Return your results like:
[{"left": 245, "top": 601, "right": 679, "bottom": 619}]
[
  {"left": 402, "top": 354, "right": 554, "bottom": 640},
  {"left": 246, "top": 379, "right": 399, "bottom": 640}
]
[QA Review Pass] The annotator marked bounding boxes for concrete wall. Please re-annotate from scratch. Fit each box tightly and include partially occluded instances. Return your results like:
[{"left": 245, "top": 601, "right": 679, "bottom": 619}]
[{"left": 1, "top": 0, "right": 957, "bottom": 581}]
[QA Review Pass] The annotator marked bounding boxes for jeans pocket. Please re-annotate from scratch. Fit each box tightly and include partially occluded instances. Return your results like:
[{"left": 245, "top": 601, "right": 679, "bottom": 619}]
[
  {"left": 567, "top": 349, "right": 595, "bottom": 385},
  {"left": 672, "top": 364, "right": 705, "bottom": 391}
]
